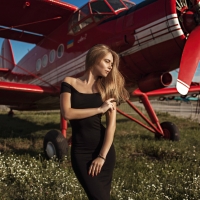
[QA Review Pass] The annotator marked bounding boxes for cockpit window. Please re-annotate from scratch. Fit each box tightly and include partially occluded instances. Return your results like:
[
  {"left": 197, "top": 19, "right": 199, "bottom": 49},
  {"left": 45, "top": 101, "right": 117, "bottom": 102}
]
[
  {"left": 79, "top": 4, "right": 90, "bottom": 20},
  {"left": 68, "top": 4, "right": 92, "bottom": 34},
  {"left": 107, "top": 0, "right": 126, "bottom": 11},
  {"left": 69, "top": 4, "right": 90, "bottom": 28},
  {"left": 69, "top": 1, "right": 124, "bottom": 34},
  {"left": 91, "top": 1, "right": 113, "bottom": 13}
]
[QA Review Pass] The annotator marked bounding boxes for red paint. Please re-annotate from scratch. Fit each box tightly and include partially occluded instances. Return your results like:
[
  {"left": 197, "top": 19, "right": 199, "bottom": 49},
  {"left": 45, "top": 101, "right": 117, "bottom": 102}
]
[{"left": 0, "top": 0, "right": 200, "bottom": 137}]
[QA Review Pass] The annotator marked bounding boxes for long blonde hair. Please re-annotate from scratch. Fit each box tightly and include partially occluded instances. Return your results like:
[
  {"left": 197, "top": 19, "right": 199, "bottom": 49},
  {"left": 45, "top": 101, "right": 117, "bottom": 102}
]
[{"left": 85, "top": 44, "right": 129, "bottom": 105}]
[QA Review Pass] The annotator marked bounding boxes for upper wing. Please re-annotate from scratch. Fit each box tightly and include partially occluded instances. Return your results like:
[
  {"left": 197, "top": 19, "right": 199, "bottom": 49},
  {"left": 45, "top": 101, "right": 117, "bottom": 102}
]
[{"left": 0, "top": 0, "right": 77, "bottom": 44}]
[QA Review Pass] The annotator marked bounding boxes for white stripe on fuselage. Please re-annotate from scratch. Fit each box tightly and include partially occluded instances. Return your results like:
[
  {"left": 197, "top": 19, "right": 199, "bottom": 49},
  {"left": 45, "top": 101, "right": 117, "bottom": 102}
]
[
  {"left": 31, "top": 14, "right": 183, "bottom": 86},
  {"left": 120, "top": 14, "right": 183, "bottom": 57}
]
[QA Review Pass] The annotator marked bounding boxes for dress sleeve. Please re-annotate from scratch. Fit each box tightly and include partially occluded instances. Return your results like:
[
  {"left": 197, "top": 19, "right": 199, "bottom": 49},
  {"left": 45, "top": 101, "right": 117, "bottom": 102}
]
[{"left": 60, "top": 82, "right": 71, "bottom": 94}]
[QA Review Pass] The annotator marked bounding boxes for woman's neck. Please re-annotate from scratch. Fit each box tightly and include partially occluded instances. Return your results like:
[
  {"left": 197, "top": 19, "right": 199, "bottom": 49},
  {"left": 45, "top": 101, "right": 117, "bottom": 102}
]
[{"left": 79, "top": 71, "right": 98, "bottom": 85}]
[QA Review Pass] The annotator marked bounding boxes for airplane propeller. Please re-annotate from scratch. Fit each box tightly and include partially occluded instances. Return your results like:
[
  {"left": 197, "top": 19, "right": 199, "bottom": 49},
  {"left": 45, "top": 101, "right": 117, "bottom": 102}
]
[
  {"left": 177, "top": 25, "right": 200, "bottom": 95},
  {"left": 176, "top": 0, "right": 200, "bottom": 95}
]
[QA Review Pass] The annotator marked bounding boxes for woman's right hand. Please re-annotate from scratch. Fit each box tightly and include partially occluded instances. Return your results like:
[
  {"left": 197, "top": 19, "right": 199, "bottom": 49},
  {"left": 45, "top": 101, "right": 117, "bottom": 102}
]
[{"left": 99, "top": 98, "right": 116, "bottom": 114}]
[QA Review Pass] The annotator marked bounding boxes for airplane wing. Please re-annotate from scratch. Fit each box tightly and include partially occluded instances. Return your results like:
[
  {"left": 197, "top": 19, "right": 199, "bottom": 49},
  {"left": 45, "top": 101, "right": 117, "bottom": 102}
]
[
  {"left": 133, "top": 84, "right": 200, "bottom": 100},
  {"left": 0, "top": 0, "right": 77, "bottom": 44},
  {"left": 0, "top": 81, "right": 60, "bottom": 110}
]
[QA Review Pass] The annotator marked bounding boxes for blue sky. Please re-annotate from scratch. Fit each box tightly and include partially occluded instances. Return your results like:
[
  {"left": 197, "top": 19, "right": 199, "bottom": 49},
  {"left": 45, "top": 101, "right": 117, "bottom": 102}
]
[{"left": 0, "top": 0, "right": 199, "bottom": 84}]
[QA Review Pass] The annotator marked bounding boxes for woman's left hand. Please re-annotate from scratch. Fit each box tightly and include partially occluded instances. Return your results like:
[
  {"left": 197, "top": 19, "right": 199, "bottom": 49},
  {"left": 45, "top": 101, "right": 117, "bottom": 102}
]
[{"left": 88, "top": 157, "right": 105, "bottom": 177}]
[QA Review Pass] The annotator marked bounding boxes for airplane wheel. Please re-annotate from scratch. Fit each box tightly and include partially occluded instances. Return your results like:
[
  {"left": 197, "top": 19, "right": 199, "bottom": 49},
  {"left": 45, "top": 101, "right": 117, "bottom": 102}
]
[
  {"left": 156, "top": 122, "right": 180, "bottom": 141},
  {"left": 159, "top": 97, "right": 166, "bottom": 101},
  {"left": 43, "top": 130, "right": 68, "bottom": 160}
]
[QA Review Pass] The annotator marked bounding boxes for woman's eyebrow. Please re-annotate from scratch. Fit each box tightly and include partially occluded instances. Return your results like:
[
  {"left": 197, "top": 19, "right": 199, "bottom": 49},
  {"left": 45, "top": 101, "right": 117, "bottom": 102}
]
[{"left": 105, "top": 58, "right": 113, "bottom": 63}]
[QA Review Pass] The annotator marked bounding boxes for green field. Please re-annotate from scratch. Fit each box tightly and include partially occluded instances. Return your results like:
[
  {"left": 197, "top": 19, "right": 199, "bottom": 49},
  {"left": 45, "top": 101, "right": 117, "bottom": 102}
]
[{"left": 0, "top": 109, "right": 200, "bottom": 200}]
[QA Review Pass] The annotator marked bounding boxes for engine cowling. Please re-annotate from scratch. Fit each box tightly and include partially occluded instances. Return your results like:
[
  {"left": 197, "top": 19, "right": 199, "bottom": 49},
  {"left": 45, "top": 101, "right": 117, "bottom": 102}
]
[{"left": 138, "top": 72, "right": 172, "bottom": 93}]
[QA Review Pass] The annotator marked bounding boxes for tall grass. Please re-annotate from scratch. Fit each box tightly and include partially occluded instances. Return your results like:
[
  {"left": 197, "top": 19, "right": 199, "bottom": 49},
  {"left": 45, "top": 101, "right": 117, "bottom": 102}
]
[{"left": 0, "top": 110, "right": 200, "bottom": 199}]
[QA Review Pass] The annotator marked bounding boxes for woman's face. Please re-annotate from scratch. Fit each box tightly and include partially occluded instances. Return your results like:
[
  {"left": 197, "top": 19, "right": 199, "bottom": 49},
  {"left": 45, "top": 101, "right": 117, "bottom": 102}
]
[{"left": 92, "top": 52, "right": 113, "bottom": 77}]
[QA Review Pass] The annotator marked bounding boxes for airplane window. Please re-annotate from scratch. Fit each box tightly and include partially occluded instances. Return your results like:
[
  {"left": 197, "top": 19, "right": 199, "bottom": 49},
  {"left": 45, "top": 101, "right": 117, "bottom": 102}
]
[
  {"left": 93, "top": 14, "right": 110, "bottom": 22},
  {"left": 49, "top": 50, "right": 55, "bottom": 63},
  {"left": 68, "top": 5, "right": 91, "bottom": 34},
  {"left": 107, "top": 0, "right": 125, "bottom": 10},
  {"left": 91, "top": 2, "right": 112, "bottom": 13},
  {"left": 42, "top": 54, "right": 48, "bottom": 67},
  {"left": 70, "top": 5, "right": 90, "bottom": 28},
  {"left": 57, "top": 44, "right": 64, "bottom": 58},
  {"left": 71, "top": 12, "right": 79, "bottom": 27},
  {"left": 36, "top": 59, "right": 41, "bottom": 71},
  {"left": 79, "top": 18, "right": 93, "bottom": 29},
  {"left": 72, "top": 25, "right": 81, "bottom": 34},
  {"left": 79, "top": 5, "right": 90, "bottom": 21}
]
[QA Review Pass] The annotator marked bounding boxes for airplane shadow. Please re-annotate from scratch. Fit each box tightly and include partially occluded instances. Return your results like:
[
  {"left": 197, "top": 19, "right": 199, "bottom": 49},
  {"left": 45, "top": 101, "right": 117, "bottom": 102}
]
[
  {"left": 0, "top": 113, "right": 67, "bottom": 156},
  {"left": 0, "top": 114, "right": 62, "bottom": 139},
  {"left": 0, "top": 113, "right": 157, "bottom": 156}
]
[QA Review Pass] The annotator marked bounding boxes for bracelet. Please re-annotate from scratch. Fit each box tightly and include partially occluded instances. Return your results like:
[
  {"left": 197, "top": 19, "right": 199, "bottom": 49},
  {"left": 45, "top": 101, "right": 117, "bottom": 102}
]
[{"left": 98, "top": 155, "right": 106, "bottom": 161}]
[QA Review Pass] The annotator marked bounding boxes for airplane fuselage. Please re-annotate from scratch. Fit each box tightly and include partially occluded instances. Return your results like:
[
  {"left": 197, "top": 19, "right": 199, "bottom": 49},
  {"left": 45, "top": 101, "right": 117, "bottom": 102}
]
[{"left": 1, "top": 0, "right": 193, "bottom": 110}]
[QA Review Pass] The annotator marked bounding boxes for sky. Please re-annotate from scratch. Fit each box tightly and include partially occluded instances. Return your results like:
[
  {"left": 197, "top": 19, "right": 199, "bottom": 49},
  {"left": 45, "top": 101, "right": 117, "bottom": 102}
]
[{"left": 0, "top": 0, "right": 199, "bottom": 85}]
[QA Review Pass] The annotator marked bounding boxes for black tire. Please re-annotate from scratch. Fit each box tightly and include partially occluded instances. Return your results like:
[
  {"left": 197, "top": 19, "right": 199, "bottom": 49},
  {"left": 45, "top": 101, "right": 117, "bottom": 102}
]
[
  {"left": 43, "top": 130, "right": 68, "bottom": 160},
  {"left": 155, "top": 122, "right": 180, "bottom": 141},
  {"left": 168, "top": 96, "right": 174, "bottom": 100},
  {"left": 159, "top": 97, "right": 166, "bottom": 101}
]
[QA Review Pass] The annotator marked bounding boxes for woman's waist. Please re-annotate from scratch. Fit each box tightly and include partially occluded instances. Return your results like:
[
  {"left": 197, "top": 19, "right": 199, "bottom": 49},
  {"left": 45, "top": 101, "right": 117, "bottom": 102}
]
[{"left": 72, "top": 131, "right": 104, "bottom": 146}]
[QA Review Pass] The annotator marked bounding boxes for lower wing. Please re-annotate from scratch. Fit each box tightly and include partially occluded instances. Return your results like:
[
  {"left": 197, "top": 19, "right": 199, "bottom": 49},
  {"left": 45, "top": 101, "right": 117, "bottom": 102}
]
[{"left": 0, "top": 81, "right": 60, "bottom": 110}]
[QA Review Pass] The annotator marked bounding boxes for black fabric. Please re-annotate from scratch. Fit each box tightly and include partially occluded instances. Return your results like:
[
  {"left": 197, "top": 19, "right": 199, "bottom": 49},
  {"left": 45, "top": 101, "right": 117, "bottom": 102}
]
[{"left": 61, "top": 82, "right": 116, "bottom": 200}]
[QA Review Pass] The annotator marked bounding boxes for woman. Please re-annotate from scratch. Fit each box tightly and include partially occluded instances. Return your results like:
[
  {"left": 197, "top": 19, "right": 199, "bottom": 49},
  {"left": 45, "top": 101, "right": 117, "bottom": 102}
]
[{"left": 60, "top": 44, "right": 129, "bottom": 200}]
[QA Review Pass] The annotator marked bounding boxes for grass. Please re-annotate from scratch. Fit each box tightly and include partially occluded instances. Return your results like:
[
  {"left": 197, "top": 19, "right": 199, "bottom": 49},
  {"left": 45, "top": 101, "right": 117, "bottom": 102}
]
[{"left": 0, "top": 108, "right": 200, "bottom": 199}]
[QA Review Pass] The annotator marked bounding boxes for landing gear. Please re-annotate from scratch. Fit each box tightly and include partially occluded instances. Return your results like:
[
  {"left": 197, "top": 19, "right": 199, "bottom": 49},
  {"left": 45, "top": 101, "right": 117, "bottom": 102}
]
[
  {"left": 43, "top": 129, "right": 68, "bottom": 160},
  {"left": 8, "top": 109, "right": 14, "bottom": 117},
  {"left": 118, "top": 90, "right": 180, "bottom": 141},
  {"left": 156, "top": 122, "right": 180, "bottom": 141},
  {"left": 43, "top": 113, "right": 69, "bottom": 160}
]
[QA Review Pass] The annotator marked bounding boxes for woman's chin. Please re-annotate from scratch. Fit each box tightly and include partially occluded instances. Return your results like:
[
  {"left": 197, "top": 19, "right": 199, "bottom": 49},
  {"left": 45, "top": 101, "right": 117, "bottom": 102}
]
[
  {"left": 103, "top": 73, "right": 109, "bottom": 77},
  {"left": 98, "top": 73, "right": 109, "bottom": 78}
]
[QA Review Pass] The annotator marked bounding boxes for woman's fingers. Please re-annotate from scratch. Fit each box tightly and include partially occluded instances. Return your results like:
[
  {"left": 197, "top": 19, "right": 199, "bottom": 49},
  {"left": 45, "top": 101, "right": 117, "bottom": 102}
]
[
  {"left": 95, "top": 165, "right": 102, "bottom": 176},
  {"left": 89, "top": 162, "right": 103, "bottom": 177},
  {"left": 107, "top": 98, "right": 116, "bottom": 104},
  {"left": 106, "top": 99, "right": 116, "bottom": 110},
  {"left": 89, "top": 163, "right": 96, "bottom": 176},
  {"left": 100, "top": 98, "right": 116, "bottom": 113},
  {"left": 88, "top": 163, "right": 94, "bottom": 175}
]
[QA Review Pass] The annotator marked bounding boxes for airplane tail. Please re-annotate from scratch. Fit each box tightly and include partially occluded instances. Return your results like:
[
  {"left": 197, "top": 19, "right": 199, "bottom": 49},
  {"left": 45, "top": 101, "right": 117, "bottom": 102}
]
[{"left": 0, "top": 39, "right": 15, "bottom": 71}]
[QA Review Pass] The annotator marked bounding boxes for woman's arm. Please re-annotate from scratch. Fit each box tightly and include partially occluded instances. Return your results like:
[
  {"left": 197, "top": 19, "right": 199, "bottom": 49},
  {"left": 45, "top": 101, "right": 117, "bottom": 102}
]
[
  {"left": 60, "top": 92, "right": 103, "bottom": 120},
  {"left": 99, "top": 103, "right": 116, "bottom": 158},
  {"left": 60, "top": 90, "right": 116, "bottom": 120},
  {"left": 89, "top": 102, "right": 116, "bottom": 176}
]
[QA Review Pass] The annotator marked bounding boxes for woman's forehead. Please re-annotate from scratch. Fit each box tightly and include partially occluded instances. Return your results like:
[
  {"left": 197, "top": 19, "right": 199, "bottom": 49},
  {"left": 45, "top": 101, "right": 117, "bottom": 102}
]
[{"left": 101, "top": 52, "right": 113, "bottom": 62}]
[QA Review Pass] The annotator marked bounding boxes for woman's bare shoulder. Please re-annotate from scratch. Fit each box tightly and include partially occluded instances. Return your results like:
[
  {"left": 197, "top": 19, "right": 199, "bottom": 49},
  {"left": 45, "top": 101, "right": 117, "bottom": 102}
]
[{"left": 63, "top": 77, "right": 76, "bottom": 84}]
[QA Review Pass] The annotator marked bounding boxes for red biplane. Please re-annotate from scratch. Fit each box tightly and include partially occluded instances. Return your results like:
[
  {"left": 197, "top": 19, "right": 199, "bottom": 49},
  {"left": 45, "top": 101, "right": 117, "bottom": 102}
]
[{"left": 0, "top": 0, "right": 200, "bottom": 159}]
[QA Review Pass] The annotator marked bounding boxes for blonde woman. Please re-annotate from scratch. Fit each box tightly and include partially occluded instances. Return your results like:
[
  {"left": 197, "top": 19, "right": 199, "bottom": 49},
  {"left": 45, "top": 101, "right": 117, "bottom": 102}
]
[{"left": 60, "top": 44, "right": 129, "bottom": 200}]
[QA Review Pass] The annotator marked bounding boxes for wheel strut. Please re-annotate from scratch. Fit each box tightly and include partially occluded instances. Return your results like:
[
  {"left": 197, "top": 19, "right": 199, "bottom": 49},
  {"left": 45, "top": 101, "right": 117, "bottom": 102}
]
[
  {"left": 60, "top": 113, "right": 67, "bottom": 138},
  {"left": 117, "top": 92, "right": 164, "bottom": 136}
]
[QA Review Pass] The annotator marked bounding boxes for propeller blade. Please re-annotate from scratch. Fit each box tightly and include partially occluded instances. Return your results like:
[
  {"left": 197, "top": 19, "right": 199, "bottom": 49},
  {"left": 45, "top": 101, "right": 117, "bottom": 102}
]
[{"left": 176, "top": 26, "right": 200, "bottom": 95}]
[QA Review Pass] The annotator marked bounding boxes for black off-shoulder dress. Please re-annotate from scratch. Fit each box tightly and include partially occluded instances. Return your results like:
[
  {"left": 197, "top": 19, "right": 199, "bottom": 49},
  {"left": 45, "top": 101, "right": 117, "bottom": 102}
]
[{"left": 60, "top": 82, "right": 116, "bottom": 200}]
